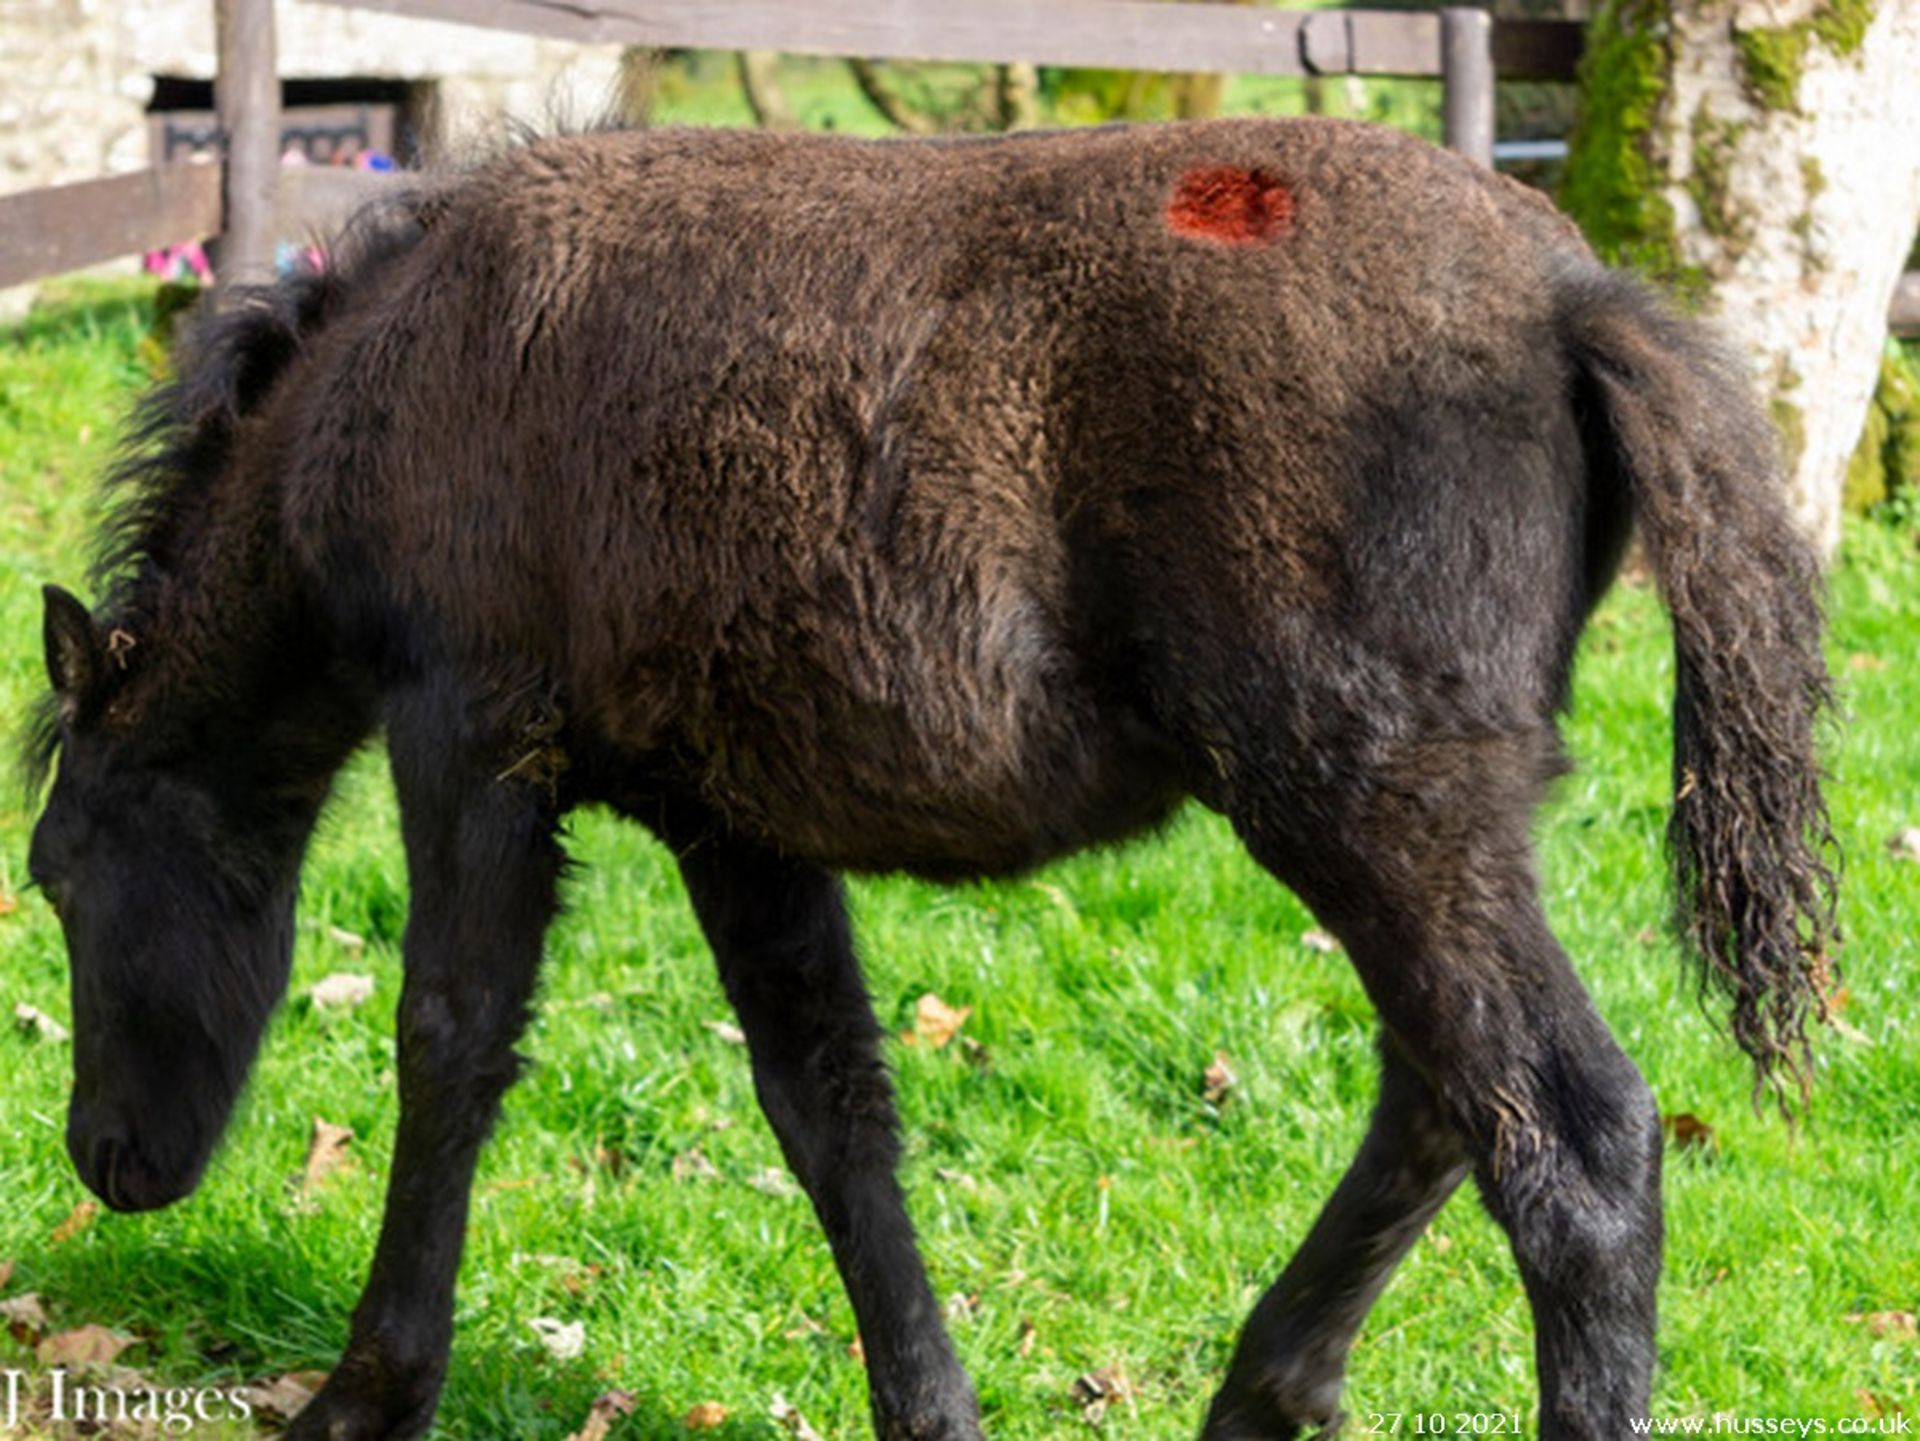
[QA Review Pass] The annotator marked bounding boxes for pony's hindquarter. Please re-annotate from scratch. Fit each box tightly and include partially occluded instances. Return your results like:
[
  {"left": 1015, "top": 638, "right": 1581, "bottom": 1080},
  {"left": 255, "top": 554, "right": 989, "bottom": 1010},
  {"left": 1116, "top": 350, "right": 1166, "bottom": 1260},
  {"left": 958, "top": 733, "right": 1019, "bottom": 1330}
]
[{"left": 1174, "top": 264, "right": 1832, "bottom": 1437}]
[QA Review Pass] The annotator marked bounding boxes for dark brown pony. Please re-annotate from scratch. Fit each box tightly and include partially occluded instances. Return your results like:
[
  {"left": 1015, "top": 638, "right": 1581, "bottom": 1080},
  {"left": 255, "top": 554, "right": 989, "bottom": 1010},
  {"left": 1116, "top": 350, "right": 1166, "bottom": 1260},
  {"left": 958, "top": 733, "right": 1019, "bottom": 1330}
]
[{"left": 25, "top": 118, "right": 1835, "bottom": 1440}]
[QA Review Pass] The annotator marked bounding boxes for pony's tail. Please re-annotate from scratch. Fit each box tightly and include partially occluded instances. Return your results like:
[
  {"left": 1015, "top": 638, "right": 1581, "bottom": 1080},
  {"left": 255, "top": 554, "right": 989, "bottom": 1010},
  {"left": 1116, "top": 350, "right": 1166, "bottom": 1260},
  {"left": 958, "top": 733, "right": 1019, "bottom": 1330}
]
[{"left": 1560, "top": 268, "right": 1838, "bottom": 1113}]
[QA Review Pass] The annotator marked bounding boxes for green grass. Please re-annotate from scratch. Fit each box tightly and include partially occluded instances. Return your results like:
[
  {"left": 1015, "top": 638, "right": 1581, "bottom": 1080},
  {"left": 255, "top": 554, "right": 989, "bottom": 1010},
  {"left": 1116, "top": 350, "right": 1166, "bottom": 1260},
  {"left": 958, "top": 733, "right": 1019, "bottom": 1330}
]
[
  {"left": 2, "top": 280, "right": 1915, "bottom": 1440},
  {"left": 646, "top": 50, "right": 1442, "bottom": 140}
]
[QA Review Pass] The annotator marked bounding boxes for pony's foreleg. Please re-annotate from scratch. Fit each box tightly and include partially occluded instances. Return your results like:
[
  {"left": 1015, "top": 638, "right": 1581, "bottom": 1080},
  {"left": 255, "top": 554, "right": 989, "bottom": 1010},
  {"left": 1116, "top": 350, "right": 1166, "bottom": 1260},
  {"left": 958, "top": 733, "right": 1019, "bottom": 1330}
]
[
  {"left": 675, "top": 832, "right": 984, "bottom": 1441},
  {"left": 289, "top": 689, "right": 564, "bottom": 1441},
  {"left": 1201, "top": 1037, "right": 1469, "bottom": 1439}
]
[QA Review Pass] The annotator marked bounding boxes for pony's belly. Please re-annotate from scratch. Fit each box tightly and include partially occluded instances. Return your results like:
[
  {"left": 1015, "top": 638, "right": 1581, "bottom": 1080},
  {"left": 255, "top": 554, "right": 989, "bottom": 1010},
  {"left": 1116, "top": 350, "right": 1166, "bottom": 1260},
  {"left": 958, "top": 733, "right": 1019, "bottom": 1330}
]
[{"left": 644, "top": 682, "right": 1184, "bottom": 880}]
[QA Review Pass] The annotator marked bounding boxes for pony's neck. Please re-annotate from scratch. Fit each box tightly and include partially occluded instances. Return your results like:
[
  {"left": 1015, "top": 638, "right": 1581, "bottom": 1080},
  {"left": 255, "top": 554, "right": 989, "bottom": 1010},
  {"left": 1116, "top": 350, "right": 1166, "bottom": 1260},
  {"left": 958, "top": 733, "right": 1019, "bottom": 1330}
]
[{"left": 119, "top": 437, "right": 377, "bottom": 800}]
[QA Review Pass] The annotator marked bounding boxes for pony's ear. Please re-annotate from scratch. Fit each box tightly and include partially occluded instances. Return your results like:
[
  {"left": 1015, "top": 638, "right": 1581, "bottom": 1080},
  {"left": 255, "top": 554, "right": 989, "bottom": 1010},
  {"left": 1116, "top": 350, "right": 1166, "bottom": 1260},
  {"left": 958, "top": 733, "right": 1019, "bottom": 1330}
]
[{"left": 42, "top": 584, "right": 104, "bottom": 715}]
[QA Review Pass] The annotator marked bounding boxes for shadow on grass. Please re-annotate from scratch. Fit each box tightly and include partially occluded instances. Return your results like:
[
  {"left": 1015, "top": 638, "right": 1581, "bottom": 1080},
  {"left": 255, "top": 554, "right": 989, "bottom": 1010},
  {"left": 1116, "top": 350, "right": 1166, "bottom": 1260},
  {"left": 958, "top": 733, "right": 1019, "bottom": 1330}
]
[
  {"left": 2, "top": 279, "right": 197, "bottom": 354},
  {"left": 13, "top": 1222, "right": 804, "bottom": 1439}
]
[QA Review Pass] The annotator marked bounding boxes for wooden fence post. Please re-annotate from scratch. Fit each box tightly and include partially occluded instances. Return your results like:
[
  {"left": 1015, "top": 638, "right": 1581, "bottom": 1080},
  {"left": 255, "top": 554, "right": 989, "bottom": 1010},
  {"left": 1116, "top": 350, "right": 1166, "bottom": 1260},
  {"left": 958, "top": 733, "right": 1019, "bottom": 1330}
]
[
  {"left": 214, "top": 0, "right": 280, "bottom": 289},
  {"left": 1440, "top": 7, "right": 1495, "bottom": 167}
]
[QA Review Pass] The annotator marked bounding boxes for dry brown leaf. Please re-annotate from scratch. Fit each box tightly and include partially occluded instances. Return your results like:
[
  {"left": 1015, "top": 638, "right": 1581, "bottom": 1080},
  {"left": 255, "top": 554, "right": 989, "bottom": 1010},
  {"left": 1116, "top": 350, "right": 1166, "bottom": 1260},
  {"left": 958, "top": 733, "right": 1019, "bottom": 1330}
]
[
  {"left": 683, "top": 1399, "right": 729, "bottom": 1431},
  {"left": 563, "top": 1389, "right": 636, "bottom": 1441},
  {"left": 1847, "top": 652, "right": 1889, "bottom": 672},
  {"left": 672, "top": 1149, "right": 720, "bottom": 1183},
  {"left": 0, "top": 893, "right": 17, "bottom": 918},
  {"left": 303, "top": 1118, "right": 355, "bottom": 1191},
  {"left": 308, "top": 972, "right": 375, "bottom": 1010},
  {"left": 0, "top": 1292, "right": 49, "bottom": 1334},
  {"left": 50, "top": 1200, "right": 96, "bottom": 1245},
  {"left": 1016, "top": 1317, "right": 1038, "bottom": 1359},
  {"left": 770, "top": 1393, "right": 825, "bottom": 1441},
  {"left": 1844, "top": 1310, "right": 1918, "bottom": 1339},
  {"left": 1428, "top": 1231, "right": 1454, "bottom": 1254},
  {"left": 702, "top": 1018, "right": 747, "bottom": 1045},
  {"left": 236, "top": 1371, "right": 329, "bottom": 1420},
  {"left": 37, "top": 1323, "right": 136, "bottom": 1369},
  {"left": 1203, "top": 1052, "right": 1237, "bottom": 1106},
  {"left": 1071, "top": 1365, "right": 1133, "bottom": 1423},
  {"left": 13, "top": 1002, "right": 69, "bottom": 1043},
  {"left": 906, "top": 993, "right": 971, "bottom": 1049},
  {"left": 1300, "top": 927, "right": 1340, "bottom": 954},
  {"left": 529, "top": 1316, "right": 587, "bottom": 1361},
  {"left": 847, "top": 1333, "right": 866, "bottom": 1365},
  {"left": 747, "top": 1167, "right": 799, "bottom": 1199},
  {"left": 1855, "top": 1390, "right": 1902, "bottom": 1419},
  {"left": 1662, "top": 1113, "right": 1717, "bottom": 1153},
  {"left": 1888, "top": 827, "right": 1920, "bottom": 863}
]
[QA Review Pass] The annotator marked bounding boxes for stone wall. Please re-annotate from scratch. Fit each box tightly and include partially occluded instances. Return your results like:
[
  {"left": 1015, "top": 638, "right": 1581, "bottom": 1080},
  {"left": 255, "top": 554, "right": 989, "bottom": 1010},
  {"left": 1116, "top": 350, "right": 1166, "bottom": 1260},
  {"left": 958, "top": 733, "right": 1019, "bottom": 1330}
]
[{"left": 1, "top": 0, "right": 623, "bottom": 266}]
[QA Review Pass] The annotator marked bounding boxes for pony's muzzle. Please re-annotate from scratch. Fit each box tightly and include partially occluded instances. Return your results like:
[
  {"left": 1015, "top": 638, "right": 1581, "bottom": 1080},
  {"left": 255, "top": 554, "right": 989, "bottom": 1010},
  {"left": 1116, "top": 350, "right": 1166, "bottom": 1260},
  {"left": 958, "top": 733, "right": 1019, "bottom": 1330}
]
[{"left": 67, "top": 1102, "right": 200, "bottom": 1212}]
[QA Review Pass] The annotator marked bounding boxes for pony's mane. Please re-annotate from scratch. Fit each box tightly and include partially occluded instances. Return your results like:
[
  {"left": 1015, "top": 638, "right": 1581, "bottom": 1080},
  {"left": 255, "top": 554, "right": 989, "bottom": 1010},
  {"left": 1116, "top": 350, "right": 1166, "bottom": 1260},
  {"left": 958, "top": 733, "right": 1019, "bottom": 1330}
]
[{"left": 19, "top": 192, "right": 437, "bottom": 798}]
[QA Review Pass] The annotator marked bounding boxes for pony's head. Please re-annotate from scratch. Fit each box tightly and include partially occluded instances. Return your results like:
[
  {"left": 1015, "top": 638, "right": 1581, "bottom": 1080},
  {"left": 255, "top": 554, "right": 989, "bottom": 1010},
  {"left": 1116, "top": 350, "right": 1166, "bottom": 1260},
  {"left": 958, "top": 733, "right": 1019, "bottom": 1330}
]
[{"left": 28, "top": 585, "right": 310, "bottom": 1212}]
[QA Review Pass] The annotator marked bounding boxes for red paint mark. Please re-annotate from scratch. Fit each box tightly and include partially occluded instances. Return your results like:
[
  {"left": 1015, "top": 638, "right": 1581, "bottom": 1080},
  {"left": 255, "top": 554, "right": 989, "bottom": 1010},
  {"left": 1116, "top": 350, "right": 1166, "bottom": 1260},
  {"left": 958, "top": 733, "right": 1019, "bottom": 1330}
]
[{"left": 1165, "top": 165, "right": 1293, "bottom": 246}]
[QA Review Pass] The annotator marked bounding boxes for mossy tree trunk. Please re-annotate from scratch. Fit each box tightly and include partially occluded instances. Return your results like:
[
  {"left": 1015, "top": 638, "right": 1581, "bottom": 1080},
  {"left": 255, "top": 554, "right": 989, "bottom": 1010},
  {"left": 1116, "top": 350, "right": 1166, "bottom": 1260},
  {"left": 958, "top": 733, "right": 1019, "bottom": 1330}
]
[{"left": 1563, "top": 0, "right": 1920, "bottom": 554}]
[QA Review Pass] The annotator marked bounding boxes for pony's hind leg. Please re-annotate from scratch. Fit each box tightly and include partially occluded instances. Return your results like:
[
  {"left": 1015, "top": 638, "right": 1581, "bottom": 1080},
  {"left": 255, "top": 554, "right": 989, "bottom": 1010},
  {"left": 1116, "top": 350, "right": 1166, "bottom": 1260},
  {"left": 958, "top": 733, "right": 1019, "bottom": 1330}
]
[
  {"left": 669, "top": 822, "right": 983, "bottom": 1441},
  {"left": 1201, "top": 1037, "right": 1469, "bottom": 1438},
  {"left": 1209, "top": 728, "right": 1663, "bottom": 1440}
]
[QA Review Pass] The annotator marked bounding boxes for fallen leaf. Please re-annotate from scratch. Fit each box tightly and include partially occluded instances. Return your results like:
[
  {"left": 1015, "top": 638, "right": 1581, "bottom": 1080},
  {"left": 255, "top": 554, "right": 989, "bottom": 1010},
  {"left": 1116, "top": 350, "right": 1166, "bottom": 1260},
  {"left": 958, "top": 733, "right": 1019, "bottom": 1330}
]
[
  {"left": 1203, "top": 1052, "right": 1237, "bottom": 1106},
  {"left": 1844, "top": 1310, "right": 1917, "bottom": 1339},
  {"left": 1428, "top": 1231, "right": 1454, "bottom": 1254},
  {"left": 564, "top": 1389, "right": 636, "bottom": 1441},
  {"left": 1856, "top": 1391, "right": 1901, "bottom": 1419},
  {"left": 302, "top": 1118, "right": 355, "bottom": 1191},
  {"left": 847, "top": 1334, "right": 865, "bottom": 1365},
  {"left": 529, "top": 1316, "right": 586, "bottom": 1362},
  {"left": 50, "top": 1200, "right": 96, "bottom": 1245},
  {"left": 1662, "top": 1112, "right": 1716, "bottom": 1153},
  {"left": 958, "top": 1034, "right": 993, "bottom": 1070},
  {"left": 905, "top": 993, "right": 971, "bottom": 1049},
  {"left": 1300, "top": 927, "right": 1340, "bottom": 954},
  {"left": 37, "top": 1323, "right": 136, "bottom": 1369},
  {"left": 1072, "top": 1365, "right": 1133, "bottom": 1423},
  {"left": 747, "top": 1167, "right": 799, "bottom": 1199},
  {"left": 672, "top": 1149, "right": 719, "bottom": 1183},
  {"left": 236, "top": 1371, "right": 328, "bottom": 1420},
  {"left": 0, "top": 893, "right": 17, "bottom": 918},
  {"left": 308, "top": 972, "right": 375, "bottom": 1010},
  {"left": 1888, "top": 828, "right": 1920, "bottom": 863},
  {"left": 0, "top": 1292, "right": 49, "bottom": 1334},
  {"left": 683, "top": 1400, "right": 729, "bottom": 1431},
  {"left": 1847, "top": 652, "right": 1888, "bottom": 672},
  {"left": 1016, "top": 1317, "right": 1038, "bottom": 1358},
  {"left": 13, "top": 1003, "right": 69, "bottom": 1043},
  {"left": 944, "top": 1292, "right": 980, "bottom": 1321},
  {"left": 770, "top": 1393, "right": 825, "bottom": 1441},
  {"left": 702, "top": 1018, "right": 747, "bottom": 1046}
]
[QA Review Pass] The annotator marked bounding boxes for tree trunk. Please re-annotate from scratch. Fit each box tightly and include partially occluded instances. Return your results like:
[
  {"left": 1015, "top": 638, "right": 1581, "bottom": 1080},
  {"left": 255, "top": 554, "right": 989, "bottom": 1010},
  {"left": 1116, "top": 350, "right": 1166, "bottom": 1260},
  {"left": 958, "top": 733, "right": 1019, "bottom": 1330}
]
[
  {"left": 738, "top": 50, "right": 798, "bottom": 131},
  {"left": 1563, "top": 0, "right": 1920, "bottom": 555}
]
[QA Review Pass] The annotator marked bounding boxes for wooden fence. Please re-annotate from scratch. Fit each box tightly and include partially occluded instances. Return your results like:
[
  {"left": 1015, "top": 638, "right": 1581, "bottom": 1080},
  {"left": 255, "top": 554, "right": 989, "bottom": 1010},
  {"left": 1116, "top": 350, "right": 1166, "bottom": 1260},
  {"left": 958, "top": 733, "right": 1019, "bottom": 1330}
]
[{"left": 0, "top": 0, "right": 1913, "bottom": 334}]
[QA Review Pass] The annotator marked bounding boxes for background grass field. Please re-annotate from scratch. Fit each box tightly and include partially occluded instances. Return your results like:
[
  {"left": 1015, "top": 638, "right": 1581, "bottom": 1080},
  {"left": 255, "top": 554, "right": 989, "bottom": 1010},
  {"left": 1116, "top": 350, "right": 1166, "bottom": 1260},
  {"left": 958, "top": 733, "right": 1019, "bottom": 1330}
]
[{"left": 1, "top": 262, "right": 1915, "bottom": 1441}]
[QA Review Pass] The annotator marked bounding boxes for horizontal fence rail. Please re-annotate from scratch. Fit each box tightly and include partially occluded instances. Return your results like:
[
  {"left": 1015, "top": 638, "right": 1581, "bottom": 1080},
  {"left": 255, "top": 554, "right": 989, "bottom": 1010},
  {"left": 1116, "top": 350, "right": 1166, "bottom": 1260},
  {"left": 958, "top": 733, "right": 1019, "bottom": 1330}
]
[
  {"left": 0, "top": 163, "right": 223, "bottom": 291},
  {"left": 315, "top": 0, "right": 1581, "bottom": 80}
]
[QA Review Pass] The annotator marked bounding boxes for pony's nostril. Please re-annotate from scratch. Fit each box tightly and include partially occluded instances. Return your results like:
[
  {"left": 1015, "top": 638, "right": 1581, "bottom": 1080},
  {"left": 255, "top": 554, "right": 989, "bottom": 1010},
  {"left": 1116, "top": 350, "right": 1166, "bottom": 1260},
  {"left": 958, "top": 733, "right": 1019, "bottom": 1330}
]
[{"left": 96, "top": 1136, "right": 125, "bottom": 1209}]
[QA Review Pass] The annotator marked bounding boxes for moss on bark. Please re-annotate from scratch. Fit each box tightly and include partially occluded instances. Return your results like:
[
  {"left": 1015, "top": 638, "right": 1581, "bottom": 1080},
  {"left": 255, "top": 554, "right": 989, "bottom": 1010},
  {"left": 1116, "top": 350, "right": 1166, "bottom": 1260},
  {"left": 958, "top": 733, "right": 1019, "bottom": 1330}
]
[
  {"left": 1734, "top": 0, "right": 1876, "bottom": 113},
  {"left": 1561, "top": 0, "right": 1708, "bottom": 304}
]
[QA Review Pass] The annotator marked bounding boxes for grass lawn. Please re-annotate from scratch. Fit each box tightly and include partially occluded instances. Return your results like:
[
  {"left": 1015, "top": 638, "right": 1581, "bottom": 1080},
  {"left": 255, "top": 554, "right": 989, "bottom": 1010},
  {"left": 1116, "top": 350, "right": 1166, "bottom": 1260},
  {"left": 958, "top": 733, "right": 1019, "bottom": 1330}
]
[{"left": 0, "top": 279, "right": 1914, "bottom": 1440}]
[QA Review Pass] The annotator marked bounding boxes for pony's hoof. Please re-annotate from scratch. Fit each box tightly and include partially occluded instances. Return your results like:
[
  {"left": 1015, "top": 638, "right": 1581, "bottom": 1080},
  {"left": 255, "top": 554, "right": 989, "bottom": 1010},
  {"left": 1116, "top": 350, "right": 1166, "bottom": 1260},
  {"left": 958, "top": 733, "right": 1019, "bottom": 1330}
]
[{"left": 283, "top": 1377, "right": 436, "bottom": 1441}]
